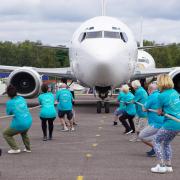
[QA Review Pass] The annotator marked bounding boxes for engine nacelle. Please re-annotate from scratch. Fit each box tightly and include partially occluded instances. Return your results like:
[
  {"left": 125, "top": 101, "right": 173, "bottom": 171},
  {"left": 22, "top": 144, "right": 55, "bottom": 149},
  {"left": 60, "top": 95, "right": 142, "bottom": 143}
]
[
  {"left": 169, "top": 68, "right": 180, "bottom": 93},
  {"left": 7, "top": 68, "right": 42, "bottom": 98}
]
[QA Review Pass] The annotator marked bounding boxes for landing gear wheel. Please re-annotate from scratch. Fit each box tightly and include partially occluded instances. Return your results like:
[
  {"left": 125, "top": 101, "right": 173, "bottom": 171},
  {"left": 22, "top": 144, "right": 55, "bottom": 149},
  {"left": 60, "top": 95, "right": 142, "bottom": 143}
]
[
  {"left": 97, "top": 101, "right": 102, "bottom": 114},
  {"left": 104, "top": 102, "right": 110, "bottom": 113}
]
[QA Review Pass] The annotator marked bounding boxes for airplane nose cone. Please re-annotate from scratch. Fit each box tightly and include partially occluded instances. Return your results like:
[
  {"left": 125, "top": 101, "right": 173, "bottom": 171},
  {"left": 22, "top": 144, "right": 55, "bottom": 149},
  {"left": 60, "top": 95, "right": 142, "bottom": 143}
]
[
  {"left": 80, "top": 39, "right": 131, "bottom": 87},
  {"left": 85, "top": 40, "right": 121, "bottom": 62},
  {"left": 83, "top": 41, "right": 123, "bottom": 86}
]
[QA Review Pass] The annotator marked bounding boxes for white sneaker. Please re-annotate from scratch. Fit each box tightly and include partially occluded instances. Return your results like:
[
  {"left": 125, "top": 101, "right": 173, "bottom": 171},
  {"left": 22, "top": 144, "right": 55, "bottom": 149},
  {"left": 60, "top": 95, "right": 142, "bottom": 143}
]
[
  {"left": 129, "top": 136, "right": 137, "bottom": 142},
  {"left": 8, "top": 149, "right": 21, "bottom": 154},
  {"left": 61, "top": 127, "right": 69, "bottom": 132},
  {"left": 126, "top": 130, "right": 133, "bottom": 135},
  {"left": 166, "top": 166, "right": 173, "bottom": 172},
  {"left": 151, "top": 164, "right": 167, "bottom": 173},
  {"left": 23, "top": 149, "right": 31, "bottom": 153},
  {"left": 70, "top": 127, "right": 75, "bottom": 131}
]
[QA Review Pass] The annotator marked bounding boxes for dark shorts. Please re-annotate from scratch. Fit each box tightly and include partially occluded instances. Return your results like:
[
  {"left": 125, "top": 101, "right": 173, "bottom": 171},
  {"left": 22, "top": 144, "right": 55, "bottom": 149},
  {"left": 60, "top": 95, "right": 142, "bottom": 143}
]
[
  {"left": 58, "top": 110, "right": 73, "bottom": 120},
  {"left": 114, "top": 109, "right": 125, "bottom": 116}
]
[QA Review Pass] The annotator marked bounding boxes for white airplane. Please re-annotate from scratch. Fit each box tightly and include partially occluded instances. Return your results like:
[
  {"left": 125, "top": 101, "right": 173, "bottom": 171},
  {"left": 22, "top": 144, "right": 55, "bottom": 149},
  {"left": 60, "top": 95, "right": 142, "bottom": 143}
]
[{"left": 0, "top": 0, "right": 179, "bottom": 113}]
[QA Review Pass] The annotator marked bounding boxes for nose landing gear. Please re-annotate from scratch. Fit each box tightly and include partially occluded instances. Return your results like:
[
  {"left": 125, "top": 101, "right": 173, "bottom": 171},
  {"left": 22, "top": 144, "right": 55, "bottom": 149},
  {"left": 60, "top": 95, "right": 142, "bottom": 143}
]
[
  {"left": 96, "top": 101, "right": 110, "bottom": 114},
  {"left": 95, "top": 86, "right": 111, "bottom": 114}
]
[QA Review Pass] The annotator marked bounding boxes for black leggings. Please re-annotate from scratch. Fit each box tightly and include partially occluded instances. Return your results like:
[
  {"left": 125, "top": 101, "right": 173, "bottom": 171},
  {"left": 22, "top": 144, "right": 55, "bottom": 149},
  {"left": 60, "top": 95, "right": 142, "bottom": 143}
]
[
  {"left": 119, "top": 113, "right": 135, "bottom": 133},
  {"left": 40, "top": 117, "right": 56, "bottom": 137}
]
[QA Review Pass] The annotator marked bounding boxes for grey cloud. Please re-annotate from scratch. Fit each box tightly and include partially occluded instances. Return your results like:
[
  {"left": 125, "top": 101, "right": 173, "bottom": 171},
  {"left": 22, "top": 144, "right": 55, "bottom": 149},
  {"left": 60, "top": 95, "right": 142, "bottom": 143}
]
[
  {"left": 0, "top": 0, "right": 180, "bottom": 22},
  {"left": 0, "top": 0, "right": 179, "bottom": 44},
  {"left": 108, "top": 0, "right": 180, "bottom": 20}
]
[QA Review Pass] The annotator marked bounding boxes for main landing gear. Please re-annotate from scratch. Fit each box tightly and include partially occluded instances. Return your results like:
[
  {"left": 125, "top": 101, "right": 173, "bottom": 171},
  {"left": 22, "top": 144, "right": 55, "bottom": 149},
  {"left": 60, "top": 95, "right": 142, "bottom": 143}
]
[{"left": 97, "top": 101, "right": 110, "bottom": 114}]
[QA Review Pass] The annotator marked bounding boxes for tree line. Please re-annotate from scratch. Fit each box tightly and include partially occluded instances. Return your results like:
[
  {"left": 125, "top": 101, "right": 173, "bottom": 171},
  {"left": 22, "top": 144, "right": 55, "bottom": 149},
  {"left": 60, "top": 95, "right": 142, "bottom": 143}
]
[
  {"left": 0, "top": 41, "right": 69, "bottom": 68},
  {"left": 0, "top": 40, "right": 179, "bottom": 68},
  {"left": 144, "top": 40, "right": 180, "bottom": 68}
]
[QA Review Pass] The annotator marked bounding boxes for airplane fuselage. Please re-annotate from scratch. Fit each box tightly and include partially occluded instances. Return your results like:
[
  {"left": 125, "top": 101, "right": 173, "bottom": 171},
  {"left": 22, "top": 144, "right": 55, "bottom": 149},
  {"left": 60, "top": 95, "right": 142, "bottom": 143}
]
[{"left": 69, "top": 16, "right": 138, "bottom": 89}]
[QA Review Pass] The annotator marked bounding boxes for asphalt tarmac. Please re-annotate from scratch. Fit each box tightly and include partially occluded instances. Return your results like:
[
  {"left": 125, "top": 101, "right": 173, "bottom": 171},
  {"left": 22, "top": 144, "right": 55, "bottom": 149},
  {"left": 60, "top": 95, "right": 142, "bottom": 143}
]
[{"left": 0, "top": 96, "right": 179, "bottom": 180}]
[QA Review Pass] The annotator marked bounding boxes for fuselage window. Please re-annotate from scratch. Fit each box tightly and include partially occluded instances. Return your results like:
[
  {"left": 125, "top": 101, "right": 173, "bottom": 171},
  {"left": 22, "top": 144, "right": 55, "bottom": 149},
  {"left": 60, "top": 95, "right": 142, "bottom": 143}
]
[
  {"left": 104, "top": 31, "right": 120, "bottom": 39},
  {"left": 138, "top": 59, "right": 149, "bottom": 63}
]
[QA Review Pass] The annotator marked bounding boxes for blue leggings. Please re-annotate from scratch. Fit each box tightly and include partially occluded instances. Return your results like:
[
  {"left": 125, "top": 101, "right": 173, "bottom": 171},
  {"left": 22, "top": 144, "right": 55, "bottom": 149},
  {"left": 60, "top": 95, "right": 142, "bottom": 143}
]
[{"left": 153, "top": 128, "right": 178, "bottom": 161}]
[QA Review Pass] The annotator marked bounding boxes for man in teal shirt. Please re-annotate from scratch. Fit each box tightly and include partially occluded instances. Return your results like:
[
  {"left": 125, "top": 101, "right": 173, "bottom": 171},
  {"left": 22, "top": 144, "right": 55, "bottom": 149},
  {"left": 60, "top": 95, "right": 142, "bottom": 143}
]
[
  {"left": 56, "top": 83, "right": 74, "bottom": 131},
  {"left": 3, "top": 85, "right": 32, "bottom": 154}
]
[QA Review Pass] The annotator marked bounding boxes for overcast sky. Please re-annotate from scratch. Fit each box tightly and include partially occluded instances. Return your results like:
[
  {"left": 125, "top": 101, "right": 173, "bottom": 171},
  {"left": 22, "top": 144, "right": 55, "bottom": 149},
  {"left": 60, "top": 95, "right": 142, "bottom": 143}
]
[{"left": 0, "top": 0, "right": 179, "bottom": 45}]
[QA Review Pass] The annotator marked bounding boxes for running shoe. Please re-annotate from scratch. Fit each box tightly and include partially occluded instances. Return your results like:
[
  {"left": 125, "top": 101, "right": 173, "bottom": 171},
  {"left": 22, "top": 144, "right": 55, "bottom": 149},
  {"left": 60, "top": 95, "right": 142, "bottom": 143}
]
[
  {"left": 23, "top": 149, "right": 31, "bottom": 153},
  {"left": 146, "top": 148, "right": 156, "bottom": 157},
  {"left": 166, "top": 166, "right": 173, "bottom": 172},
  {"left": 61, "top": 127, "right": 69, "bottom": 132},
  {"left": 151, "top": 164, "right": 167, "bottom": 173},
  {"left": 113, "top": 121, "right": 118, "bottom": 126},
  {"left": 8, "top": 149, "right": 21, "bottom": 154},
  {"left": 125, "top": 130, "right": 133, "bottom": 135}
]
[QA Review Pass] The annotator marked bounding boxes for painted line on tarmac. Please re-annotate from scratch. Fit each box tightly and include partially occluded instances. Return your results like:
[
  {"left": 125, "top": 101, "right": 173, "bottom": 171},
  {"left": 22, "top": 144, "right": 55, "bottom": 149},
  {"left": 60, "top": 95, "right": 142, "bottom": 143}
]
[
  {"left": 77, "top": 176, "right": 84, "bottom": 180},
  {"left": 85, "top": 153, "right": 92, "bottom": 158},
  {"left": 92, "top": 143, "right": 98, "bottom": 147},
  {"left": 96, "top": 134, "right": 101, "bottom": 137}
]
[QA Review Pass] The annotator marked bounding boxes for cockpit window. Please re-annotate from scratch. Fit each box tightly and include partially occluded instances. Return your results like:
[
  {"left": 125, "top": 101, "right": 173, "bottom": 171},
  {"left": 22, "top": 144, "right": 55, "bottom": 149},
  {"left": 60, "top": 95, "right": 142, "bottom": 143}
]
[
  {"left": 104, "top": 31, "right": 120, "bottom": 39},
  {"left": 86, "top": 31, "right": 102, "bottom": 39},
  {"left": 79, "top": 31, "right": 102, "bottom": 42},
  {"left": 120, "top": 32, "right": 128, "bottom": 42},
  {"left": 79, "top": 31, "right": 128, "bottom": 43}
]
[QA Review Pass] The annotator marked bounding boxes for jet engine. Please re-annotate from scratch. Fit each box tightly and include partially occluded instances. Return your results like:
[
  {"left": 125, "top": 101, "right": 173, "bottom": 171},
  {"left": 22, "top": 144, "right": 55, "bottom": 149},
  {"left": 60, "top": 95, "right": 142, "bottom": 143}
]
[
  {"left": 7, "top": 68, "right": 42, "bottom": 98},
  {"left": 169, "top": 68, "right": 180, "bottom": 93}
]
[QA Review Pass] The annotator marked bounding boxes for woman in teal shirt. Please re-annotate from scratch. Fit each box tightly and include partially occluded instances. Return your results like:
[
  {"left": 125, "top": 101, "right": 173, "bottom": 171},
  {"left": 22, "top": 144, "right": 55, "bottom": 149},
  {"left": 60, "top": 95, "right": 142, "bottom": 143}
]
[
  {"left": 113, "top": 90, "right": 125, "bottom": 126},
  {"left": 119, "top": 85, "right": 136, "bottom": 134},
  {"left": 139, "top": 83, "right": 164, "bottom": 157},
  {"left": 3, "top": 85, "right": 32, "bottom": 154},
  {"left": 38, "top": 84, "right": 56, "bottom": 141},
  {"left": 151, "top": 74, "right": 180, "bottom": 174}
]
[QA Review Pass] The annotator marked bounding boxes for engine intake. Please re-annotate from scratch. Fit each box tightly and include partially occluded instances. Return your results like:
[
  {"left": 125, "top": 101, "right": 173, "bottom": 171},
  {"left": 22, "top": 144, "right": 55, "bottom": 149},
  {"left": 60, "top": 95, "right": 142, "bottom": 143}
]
[
  {"left": 169, "top": 68, "right": 180, "bottom": 93},
  {"left": 7, "top": 68, "right": 42, "bottom": 98}
]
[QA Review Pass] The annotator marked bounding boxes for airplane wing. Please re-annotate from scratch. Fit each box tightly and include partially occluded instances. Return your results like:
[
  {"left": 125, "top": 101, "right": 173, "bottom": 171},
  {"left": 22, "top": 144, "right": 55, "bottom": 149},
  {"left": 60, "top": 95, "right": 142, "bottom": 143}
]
[
  {"left": 0, "top": 65, "right": 76, "bottom": 80},
  {"left": 33, "top": 67, "right": 75, "bottom": 79},
  {"left": 0, "top": 65, "right": 19, "bottom": 72},
  {"left": 36, "top": 45, "right": 69, "bottom": 50},
  {"left": 132, "top": 67, "right": 174, "bottom": 79},
  {"left": 138, "top": 44, "right": 170, "bottom": 50}
]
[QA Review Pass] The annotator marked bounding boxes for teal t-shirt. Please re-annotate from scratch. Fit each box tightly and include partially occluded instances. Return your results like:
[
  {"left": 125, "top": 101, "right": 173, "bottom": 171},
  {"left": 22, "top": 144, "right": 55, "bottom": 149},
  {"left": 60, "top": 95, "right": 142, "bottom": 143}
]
[
  {"left": 6, "top": 96, "right": 32, "bottom": 131},
  {"left": 123, "top": 92, "right": 136, "bottom": 116},
  {"left": 56, "top": 89, "right": 73, "bottom": 111},
  {"left": 158, "top": 89, "right": 180, "bottom": 131},
  {"left": 38, "top": 92, "right": 57, "bottom": 119},
  {"left": 144, "top": 90, "right": 164, "bottom": 129},
  {"left": 117, "top": 91, "right": 125, "bottom": 111},
  {"left": 134, "top": 87, "right": 148, "bottom": 118}
]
